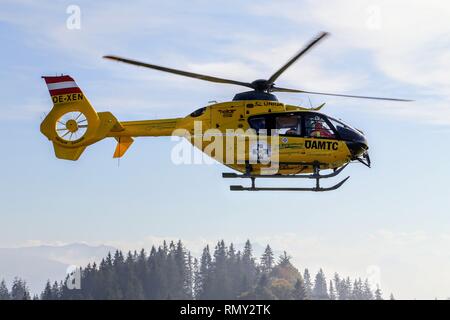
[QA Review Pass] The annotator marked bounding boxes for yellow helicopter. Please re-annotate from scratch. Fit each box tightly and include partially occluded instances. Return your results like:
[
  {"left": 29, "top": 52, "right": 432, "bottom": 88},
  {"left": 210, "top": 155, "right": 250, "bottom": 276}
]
[{"left": 40, "top": 32, "right": 411, "bottom": 191}]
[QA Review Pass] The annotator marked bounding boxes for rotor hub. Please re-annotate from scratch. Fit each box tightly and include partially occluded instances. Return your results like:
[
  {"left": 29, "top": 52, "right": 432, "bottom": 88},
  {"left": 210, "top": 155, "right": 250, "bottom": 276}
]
[
  {"left": 251, "top": 79, "right": 273, "bottom": 92},
  {"left": 65, "top": 119, "right": 78, "bottom": 133}
]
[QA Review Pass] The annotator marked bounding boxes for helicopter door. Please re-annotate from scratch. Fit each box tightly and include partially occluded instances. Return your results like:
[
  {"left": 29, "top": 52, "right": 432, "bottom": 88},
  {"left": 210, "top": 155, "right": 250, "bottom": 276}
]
[
  {"left": 249, "top": 113, "right": 303, "bottom": 164},
  {"left": 273, "top": 114, "right": 303, "bottom": 163},
  {"left": 248, "top": 116, "right": 271, "bottom": 163}
]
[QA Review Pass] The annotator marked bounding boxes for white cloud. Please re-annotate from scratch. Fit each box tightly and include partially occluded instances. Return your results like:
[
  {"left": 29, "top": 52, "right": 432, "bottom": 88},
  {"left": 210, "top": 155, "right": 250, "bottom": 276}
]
[
  {"left": 14, "top": 239, "right": 70, "bottom": 248},
  {"left": 250, "top": 0, "right": 450, "bottom": 124},
  {"left": 4, "top": 0, "right": 449, "bottom": 124}
]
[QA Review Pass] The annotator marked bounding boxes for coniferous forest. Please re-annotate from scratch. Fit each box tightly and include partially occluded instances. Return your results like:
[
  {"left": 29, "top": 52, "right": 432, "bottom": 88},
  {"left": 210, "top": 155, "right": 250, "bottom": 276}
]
[{"left": 0, "top": 240, "right": 390, "bottom": 300}]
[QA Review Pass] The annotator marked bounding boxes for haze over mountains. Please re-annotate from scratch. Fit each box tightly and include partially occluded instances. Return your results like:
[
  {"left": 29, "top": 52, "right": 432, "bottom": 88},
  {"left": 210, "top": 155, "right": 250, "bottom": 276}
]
[
  {"left": 0, "top": 241, "right": 281, "bottom": 295},
  {"left": 0, "top": 243, "right": 115, "bottom": 294}
]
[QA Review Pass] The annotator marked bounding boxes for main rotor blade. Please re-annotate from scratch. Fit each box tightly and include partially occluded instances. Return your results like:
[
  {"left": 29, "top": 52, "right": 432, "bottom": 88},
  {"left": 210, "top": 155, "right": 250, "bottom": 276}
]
[
  {"left": 272, "top": 86, "right": 413, "bottom": 102},
  {"left": 267, "top": 32, "right": 329, "bottom": 85},
  {"left": 103, "top": 55, "right": 254, "bottom": 89}
]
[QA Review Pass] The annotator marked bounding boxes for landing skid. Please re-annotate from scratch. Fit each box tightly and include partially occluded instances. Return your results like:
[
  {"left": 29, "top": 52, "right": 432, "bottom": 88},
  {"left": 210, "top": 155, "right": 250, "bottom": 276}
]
[{"left": 222, "top": 163, "right": 350, "bottom": 192}]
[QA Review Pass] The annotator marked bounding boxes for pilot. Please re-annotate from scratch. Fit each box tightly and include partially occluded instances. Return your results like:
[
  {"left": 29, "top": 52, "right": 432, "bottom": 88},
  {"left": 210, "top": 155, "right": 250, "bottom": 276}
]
[
  {"left": 286, "top": 127, "right": 298, "bottom": 135},
  {"left": 311, "top": 122, "right": 334, "bottom": 138}
]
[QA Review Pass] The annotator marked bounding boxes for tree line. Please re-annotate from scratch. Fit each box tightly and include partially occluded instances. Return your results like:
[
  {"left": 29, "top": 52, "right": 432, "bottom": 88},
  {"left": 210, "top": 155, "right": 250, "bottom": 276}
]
[{"left": 0, "top": 240, "right": 392, "bottom": 300}]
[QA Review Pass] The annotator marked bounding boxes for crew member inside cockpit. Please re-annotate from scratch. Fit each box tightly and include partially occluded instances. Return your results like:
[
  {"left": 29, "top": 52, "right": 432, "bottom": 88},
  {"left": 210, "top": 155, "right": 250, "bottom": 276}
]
[{"left": 307, "top": 116, "right": 335, "bottom": 138}]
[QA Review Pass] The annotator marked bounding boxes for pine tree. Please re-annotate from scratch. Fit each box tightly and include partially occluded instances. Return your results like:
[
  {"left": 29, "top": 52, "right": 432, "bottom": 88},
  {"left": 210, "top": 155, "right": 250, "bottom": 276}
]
[
  {"left": 185, "top": 252, "right": 194, "bottom": 299},
  {"left": 198, "top": 245, "right": 212, "bottom": 299},
  {"left": 333, "top": 273, "right": 342, "bottom": 300},
  {"left": 303, "top": 268, "right": 313, "bottom": 299},
  {"left": 260, "top": 245, "right": 274, "bottom": 273},
  {"left": 193, "top": 258, "right": 201, "bottom": 299},
  {"left": 343, "top": 277, "right": 352, "bottom": 300},
  {"left": 329, "top": 280, "right": 336, "bottom": 300},
  {"left": 100, "top": 250, "right": 120, "bottom": 299},
  {"left": 278, "top": 251, "right": 291, "bottom": 266},
  {"left": 171, "top": 240, "right": 191, "bottom": 299},
  {"left": 11, "top": 278, "right": 30, "bottom": 300},
  {"left": 363, "top": 279, "right": 374, "bottom": 300},
  {"left": 211, "top": 240, "right": 229, "bottom": 298},
  {"left": 51, "top": 281, "right": 60, "bottom": 299},
  {"left": 146, "top": 246, "right": 158, "bottom": 299},
  {"left": 227, "top": 243, "right": 240, "bottom": 297},
  {"left": 240, "top": 273, "right": 276, "bottom": 300},
  {"left": 375, "top": 285, "right": 383, "bottom": 300},
  {"left": 105, "top": 252, "right": 113, "bottom": 267},
  {"left": 0, "top": 279, "right": 10, "bottom": 300},
  {"left": 41, "top": 280, "right": 53, "bottom": 300},
  {"left": 23, "top": 290, "right": 31, "bottom": 300},
  {"left": 312, "top": 269, "right": 328, "bottom": 300},
  {"left": 136, "top": 249, "right": 149, "bottom": 298},
  {"left": 240, "top": 240, "right": 257, "bottom": 294},
  {"left": 154, "top": 244, "right": 170, "bottom": 299},
  {"left": 113, "top": 250, "right": 124, "bottom": 266},
  {"left": 292, "top": 277, "right": 307, "bottom": 300},
  {"left": 352, "top": 278, "right": 363, "bottom": 300}
]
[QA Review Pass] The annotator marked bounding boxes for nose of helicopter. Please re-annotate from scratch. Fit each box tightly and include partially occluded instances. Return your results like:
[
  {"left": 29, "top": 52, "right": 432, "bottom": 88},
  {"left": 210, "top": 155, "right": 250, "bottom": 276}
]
[
  {"left": 343, "top": 127, "right": 369, "bottom": 158},
  {"left": 329, "top": 117, "right": 369, "bottom": 159},
  {"left": 346, "top": 134, "right": 371, "bottom": 167},
  {"left": 346, "top": 140, "right": 368, "bottom": 158}
]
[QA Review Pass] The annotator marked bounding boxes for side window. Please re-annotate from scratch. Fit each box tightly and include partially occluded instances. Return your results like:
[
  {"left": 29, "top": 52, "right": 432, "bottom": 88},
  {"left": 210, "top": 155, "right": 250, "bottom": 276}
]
[
  {"left": 305, "top": 114, "right": 335, "bottom": 138},
  {"left": 275, "top": 115, "right": 301, "bottom": 136},
  {"left": 249, "top": 117, "right": 266, "bottom": 132},
  {"left": 190, "top": 107, "right": 206, "bottom": 117}
]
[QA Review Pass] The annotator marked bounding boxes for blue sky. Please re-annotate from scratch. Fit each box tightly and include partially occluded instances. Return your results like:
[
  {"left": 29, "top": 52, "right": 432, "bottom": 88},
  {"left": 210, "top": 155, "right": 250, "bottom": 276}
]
[{"left": 1, "top": 0, "right": 450, "bottom": 299}]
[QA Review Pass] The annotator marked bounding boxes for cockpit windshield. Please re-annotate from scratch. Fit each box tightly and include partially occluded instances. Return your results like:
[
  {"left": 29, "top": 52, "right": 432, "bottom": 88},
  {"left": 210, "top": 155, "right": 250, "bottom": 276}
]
[
  {"left": 328, "top": 117, "right": 361, "bottom": 134},
  {"left": 328, "top": 116, "right": 365, "bottom": 142}
]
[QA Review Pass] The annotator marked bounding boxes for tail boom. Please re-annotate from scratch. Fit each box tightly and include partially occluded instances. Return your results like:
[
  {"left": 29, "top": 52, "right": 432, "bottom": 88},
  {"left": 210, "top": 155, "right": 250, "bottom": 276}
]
[{"left": 107, "top": 118, "right": 181, "bottom": 138}]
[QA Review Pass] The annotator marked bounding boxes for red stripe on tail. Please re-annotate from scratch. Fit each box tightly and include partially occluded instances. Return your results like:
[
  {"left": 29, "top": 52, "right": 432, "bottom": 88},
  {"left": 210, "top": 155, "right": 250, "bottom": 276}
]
[
  {"left": 48, "top": 87, "right": 82, "bottom": 96},
  {"left": 42, "top": 75, "right": 82, "bottom": 97},
  {"left": 42, "top": 75, "right": 75, "bottom": 84}
]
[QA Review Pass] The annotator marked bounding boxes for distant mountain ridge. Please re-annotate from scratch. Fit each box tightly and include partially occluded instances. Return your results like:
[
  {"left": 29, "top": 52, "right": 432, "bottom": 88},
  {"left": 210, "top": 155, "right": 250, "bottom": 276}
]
[{"left": 0, "top": 243, "right": 116, "bottom": 294}]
